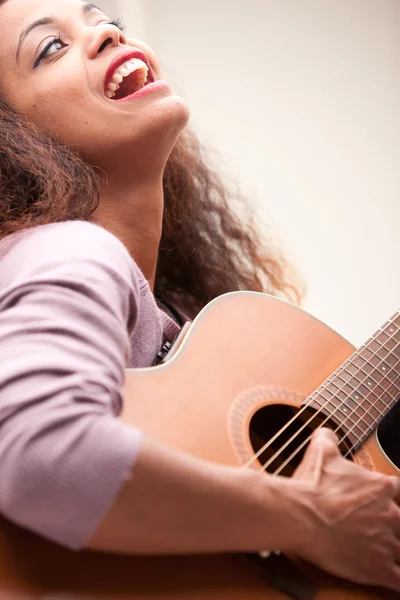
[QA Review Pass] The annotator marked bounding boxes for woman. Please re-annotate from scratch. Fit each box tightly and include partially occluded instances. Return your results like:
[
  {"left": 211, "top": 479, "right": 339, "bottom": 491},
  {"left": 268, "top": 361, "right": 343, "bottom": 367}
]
[{"left": 0, "top": 0, "right": 399, "bottom": 592}]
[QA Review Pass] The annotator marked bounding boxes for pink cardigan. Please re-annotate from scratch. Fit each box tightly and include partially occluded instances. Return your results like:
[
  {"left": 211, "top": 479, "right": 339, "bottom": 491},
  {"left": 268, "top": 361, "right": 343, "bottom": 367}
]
[{"left": 0, "top": 220, "right": 180, "bottom": 549}]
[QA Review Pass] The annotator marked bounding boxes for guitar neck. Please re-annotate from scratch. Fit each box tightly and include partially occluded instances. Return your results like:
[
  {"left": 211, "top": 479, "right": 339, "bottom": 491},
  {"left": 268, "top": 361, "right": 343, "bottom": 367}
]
[{"left": 305, "top": 310, "right": 400, "bottom": 452}]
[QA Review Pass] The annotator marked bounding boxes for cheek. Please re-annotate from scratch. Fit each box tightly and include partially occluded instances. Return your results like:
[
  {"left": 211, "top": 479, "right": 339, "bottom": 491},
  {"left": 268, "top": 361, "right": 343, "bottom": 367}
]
[
  {"left": 26, "top": 79, "right": 82, "bottom": 127},
  {"left": 12, "top": 75, "right": 96, "bottom": 145}
]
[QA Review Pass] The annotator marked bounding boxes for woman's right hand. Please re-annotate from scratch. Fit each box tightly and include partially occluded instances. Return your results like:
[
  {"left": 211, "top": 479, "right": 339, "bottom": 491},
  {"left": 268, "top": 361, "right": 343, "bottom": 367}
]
[{"left": 290, "top": 427, "right": 400, "bottom": 592}]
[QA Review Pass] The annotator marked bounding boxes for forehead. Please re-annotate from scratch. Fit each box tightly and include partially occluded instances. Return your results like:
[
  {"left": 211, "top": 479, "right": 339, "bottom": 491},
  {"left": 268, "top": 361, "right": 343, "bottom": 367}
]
[
  {"left": 0, "top": 0, "right": 103, "bottom": 67},
  {"left": 0, "top": 0, "right": 100, "bottom": 44},
  {"left": 0, "top": 0, "right": 89, "bottom": 24}
]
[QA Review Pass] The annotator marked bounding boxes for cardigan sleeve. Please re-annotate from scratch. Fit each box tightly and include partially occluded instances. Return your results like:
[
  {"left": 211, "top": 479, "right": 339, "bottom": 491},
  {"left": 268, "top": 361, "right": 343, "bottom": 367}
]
[{"left": 0, "top": 220, "right": 143, "bottom": 549}]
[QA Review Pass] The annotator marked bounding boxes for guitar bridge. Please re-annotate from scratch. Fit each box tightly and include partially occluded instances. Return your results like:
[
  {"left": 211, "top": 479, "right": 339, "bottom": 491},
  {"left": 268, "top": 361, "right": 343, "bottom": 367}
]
[{"left": 242, "top": 551, "right": 317, "bottom": 600}]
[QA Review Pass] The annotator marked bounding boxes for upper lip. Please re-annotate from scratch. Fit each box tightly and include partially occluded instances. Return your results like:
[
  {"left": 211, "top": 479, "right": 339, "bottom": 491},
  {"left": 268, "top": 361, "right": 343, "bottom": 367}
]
[{"left": 104, "top": 48, "right": 154, "bottom": 93}]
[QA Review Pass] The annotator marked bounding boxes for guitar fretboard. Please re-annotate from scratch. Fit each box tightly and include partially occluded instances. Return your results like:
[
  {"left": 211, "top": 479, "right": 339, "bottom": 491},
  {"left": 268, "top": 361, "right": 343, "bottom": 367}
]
[{"left": 306, "top": 311, "right": 400, "bottom": 451}]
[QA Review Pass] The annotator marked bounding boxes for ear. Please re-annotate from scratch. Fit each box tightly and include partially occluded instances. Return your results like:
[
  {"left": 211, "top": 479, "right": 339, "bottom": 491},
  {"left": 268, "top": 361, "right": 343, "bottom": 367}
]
[{"left": 125, "top": 37, "right": 164, "bottom": 79}]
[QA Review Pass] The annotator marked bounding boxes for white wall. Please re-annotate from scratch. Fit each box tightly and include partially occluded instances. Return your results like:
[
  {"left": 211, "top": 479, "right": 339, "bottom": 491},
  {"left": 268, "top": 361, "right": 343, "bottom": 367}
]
[
  {"left": 115, "top": 0, "right": 400, "bottom": 347},
  {"left": 95, "top": 0, "right": 116, "bottom": 19},
  {"left": 96, "top": 0, "right": 146, "bottom": 39}
]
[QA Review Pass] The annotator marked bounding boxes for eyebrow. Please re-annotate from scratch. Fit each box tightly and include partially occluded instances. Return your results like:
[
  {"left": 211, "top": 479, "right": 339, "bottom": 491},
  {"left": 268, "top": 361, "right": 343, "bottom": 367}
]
[{"left": 16, "top": 2, "right": 103, "bottom": 63}]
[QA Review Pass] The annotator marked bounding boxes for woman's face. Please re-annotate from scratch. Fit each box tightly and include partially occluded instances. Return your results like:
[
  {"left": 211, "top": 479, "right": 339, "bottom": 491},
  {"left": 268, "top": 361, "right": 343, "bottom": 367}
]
[{"left": 0, "top": 0, "right": 189, "bottom": 169}]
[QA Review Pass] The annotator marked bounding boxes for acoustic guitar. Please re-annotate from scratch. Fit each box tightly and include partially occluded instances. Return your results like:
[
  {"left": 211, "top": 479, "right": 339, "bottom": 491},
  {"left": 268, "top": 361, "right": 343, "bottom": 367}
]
[{"left": 0, "top": 291, "right": 399, "bottom": 600}]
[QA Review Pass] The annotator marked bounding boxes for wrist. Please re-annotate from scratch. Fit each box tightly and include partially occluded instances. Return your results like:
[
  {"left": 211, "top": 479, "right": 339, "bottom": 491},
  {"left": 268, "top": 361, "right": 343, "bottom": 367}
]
[{"left": 252, "top": 472, "right": 316, "bottom": 554}]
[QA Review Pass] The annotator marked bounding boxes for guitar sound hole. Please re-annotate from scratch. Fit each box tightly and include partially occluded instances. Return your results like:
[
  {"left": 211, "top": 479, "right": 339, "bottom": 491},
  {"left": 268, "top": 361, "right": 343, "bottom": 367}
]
[
  {"left": 249, "top": 404, "right": 352, "bottom": 477},
  {"left": 377, "top": 401, "right": 400, "bottom": 471}
]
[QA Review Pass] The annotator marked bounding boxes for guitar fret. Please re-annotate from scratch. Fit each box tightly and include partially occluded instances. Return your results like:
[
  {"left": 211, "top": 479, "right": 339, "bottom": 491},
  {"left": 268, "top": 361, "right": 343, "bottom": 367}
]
[
  {"left": 384, "top": 338, "right": 397, "bottom": 352},
  {"left": 309, "top": 397, "right": 373, "bottom": 444},
  {"left": 391, "top": 376, "right": 400, "bottom": 393},
  {"left": 313, "top": 392, "right": 368, "bottom": 437},
  {"left": 303, "top": 310, "right": 399, "bottom": 453},
  {"left": 358, "top": 393, "right": 382, "bottom": 418},
  {"left": 379, "top": 377, "right": 391, "bottom": 391},
  {"left": 336, "top": 370, "right": 351, "bottom": 383},
  {"left": 351, "top": 370, "right": 375, "bottom": 388},
  {"left": 350, "top": 407, "right": 374, "bottom": 426},
  {"left": 342, "top": 381, "right": 356, "bottom": 395},
  {"left": 390, "top": 317, "right": 400, "bottom": 332},
  {"left": 326, "top": 383, "right": 340, "bottom": 395},
  {"left": 345, "top": 362, "right": 358, "bottom": 376},
  {"left": 355, "top": 359, "right": 372, "bottom": 373},
  {"left": 350, "top": 372, "right": 387, "bottom": 402},
  {"left": 348, "top": 430, "right": 363, "bottom": 444},
  {"left": 369, "top": 354, "right": 381, "bottom": 368},
  {"left": 359, "top": 347, "right": 374, "bottom": 361},
  {"left": 376, "top": 331, "right": 391, "bottom": 346},
  {"left": 360, "top": 365, "right": 385, "bottom": 384},
  {"left": 365, "top": 389, "right": 387, "bottom": 413},
  {"left": 369, "top": 340, "right": 382, "bottom": 353},
  {"left": 377, "top": 350, "right": 398, "bottom": 368},
  {"left": 355, "top": 414, "right": 374, "bottom": 429},
  {"left": 386, "top": 370, "right": 399, "bottom": 384}
]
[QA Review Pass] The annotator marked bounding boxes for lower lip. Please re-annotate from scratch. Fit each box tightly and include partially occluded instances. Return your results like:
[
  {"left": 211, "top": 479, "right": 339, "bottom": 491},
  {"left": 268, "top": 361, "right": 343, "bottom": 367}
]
[{"left": 112, "top": 80, "right": 170, "bottom": 103}]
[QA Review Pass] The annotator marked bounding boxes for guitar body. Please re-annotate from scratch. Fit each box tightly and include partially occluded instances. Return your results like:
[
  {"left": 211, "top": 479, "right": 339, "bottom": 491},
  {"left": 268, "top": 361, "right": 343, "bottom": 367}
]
[{"left": 0, "top": 292, "right": 398, "bottom": 599}]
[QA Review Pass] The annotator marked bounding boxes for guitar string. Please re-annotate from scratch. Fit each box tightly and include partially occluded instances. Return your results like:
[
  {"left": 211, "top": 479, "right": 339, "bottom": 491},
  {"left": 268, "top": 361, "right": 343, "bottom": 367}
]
[
  {"left": 272, "top": 361, "right": 400, "bottom": 477},
  {"left": 243, "top": 313, "right": 399, "bottom": 471},
  {"left": 243, "top": 312, "right": 400, "bottom": 470},
  {"left": 264, "top": 340, "right": 399, "bottom": 476},
  {"left": 245, "top": 320, "right": 399, "bottom": 471},
  {"left": 341, "top": 369, "right": 400, "bottom": 459},
  {"left": 333, "top": 341, "right": 400, "bottom": 456},
  {"left": 269, "top": 339, "right": 400, "bottom": 477},
  {"left": 339, "top": 316, "right": 400, "bottom": 454}
]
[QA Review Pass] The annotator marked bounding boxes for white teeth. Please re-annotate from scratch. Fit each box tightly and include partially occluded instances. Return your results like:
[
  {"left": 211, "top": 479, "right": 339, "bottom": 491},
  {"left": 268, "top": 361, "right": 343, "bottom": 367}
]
[
  {"left": 112, "top": 73, "right": 123, "bottom": 84},
  {"left": 105, "top": 57, "right": 149, "bottom": 99}
]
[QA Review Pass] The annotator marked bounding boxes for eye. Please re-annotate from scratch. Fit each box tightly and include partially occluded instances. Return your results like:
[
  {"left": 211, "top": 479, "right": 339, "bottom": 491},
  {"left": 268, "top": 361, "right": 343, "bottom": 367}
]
[
  {"left": 106, "top": 17, "right": 127, "bottom": 32},
  {"left": 34, "top": 32, "right": 66, "bottom": 68},
  {"left": 33, "top": 17, "right": 127, "bottom": 69}
]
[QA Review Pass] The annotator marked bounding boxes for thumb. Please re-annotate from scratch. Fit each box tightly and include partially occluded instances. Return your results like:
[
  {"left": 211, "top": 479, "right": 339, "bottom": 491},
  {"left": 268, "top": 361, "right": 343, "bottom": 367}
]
[{"left": 294, "top": 427, "right": 340, "bottom": 481}]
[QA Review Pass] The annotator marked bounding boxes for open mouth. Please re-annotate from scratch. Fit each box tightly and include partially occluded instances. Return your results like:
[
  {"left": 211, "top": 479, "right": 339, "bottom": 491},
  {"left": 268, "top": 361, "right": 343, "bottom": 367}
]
[{"left": 105, "top": 58, "right": 155, "bottom": 100}]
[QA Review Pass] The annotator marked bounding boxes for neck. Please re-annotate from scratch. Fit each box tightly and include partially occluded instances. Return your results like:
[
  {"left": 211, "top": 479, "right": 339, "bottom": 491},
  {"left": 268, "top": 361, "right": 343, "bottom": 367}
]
[
  {"left": 89, "top": 172, "right": 164, "bottom": 291},
  {"left": 306, "top": 310, "right": 400, "bottom": 453}
]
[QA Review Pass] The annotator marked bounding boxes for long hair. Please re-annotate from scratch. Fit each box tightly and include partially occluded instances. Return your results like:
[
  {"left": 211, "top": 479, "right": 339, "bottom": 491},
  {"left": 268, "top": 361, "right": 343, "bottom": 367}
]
[{"left": 0, "top": 96, "right": 303, "bottom": 317}]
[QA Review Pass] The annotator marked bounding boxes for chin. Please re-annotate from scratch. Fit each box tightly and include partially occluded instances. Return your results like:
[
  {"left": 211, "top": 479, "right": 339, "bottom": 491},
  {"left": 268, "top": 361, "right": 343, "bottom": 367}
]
[
  {"left": 172, "top": 97, "right": 191, "bottom": 127},
  {"left": 150, "top": 94, "right": 190, "bottom": 132}
]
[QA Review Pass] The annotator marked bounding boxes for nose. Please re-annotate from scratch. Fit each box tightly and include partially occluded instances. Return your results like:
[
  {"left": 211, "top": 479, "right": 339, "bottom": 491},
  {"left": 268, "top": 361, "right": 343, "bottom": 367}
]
[{"left": 87, "top": 23, "right": 127, "bottom": 59}]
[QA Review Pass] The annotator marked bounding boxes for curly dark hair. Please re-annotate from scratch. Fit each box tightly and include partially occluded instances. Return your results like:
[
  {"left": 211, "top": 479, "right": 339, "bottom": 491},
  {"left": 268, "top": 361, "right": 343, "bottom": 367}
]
[{"left": 0, "top": 95, "right": 303, "bottom": 317}]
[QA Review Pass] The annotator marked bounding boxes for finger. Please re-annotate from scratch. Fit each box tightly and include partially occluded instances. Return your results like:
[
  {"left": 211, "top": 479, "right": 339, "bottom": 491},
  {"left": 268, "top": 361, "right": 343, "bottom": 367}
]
[
  {"left": 314, "top": 427, "right": 340, "bottom": 448},
  {"left": 308, "top": 427, "right": 341, "bottom": 463},
  {"left": 294, "top": 428, "right": 340, "bottom": 481},
  {"left": 391, "top": 476, "right": 400, "bottom": 504},
  {"left": 384, "top": 564, "right": 400, "bottom": 594},
  {"left": 393, "top": 541, "right": 400, "bottom": 564},
  {"left": 388, "top": 503, "right": 400, "bottom": 539}
]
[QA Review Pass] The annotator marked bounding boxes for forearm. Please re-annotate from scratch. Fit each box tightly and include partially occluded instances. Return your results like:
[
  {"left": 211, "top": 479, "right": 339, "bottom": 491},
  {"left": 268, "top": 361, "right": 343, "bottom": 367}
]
[{"left": 86, "top": 436, "right": 312, "bottom": 555}]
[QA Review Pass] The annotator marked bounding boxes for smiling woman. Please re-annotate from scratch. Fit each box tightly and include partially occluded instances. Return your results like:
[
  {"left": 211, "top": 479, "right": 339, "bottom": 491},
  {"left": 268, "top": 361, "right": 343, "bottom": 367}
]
[
  {"left": 0, "top": 0, "right": 298, "bottom": 313},
  {"left": 0, "top": 0, "right": 400, "bottom": 597}
]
